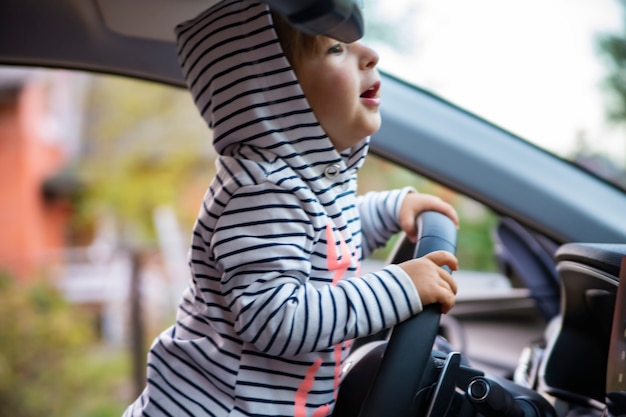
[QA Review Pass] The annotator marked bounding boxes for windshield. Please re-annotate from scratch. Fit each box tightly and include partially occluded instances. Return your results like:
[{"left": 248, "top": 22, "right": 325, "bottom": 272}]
[{"left": 364, "top": 0, "right": 626, "bottom": 189}]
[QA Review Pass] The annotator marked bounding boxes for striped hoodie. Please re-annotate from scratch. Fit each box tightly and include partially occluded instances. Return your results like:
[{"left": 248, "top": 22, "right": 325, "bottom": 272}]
[{"left": 123, "top": 1, "right": 422, "bottom": 416}]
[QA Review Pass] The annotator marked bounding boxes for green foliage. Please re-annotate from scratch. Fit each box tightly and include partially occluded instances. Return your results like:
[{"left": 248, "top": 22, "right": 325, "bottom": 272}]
[
  {"left": 598, "top": 32, "right": 626, "bottom": 124},
  {"left": 360, "top": 155, "right": 498, "bottom": 272},
  {"left": 65, "top": 347, "right": 132, "bottom": 417},
  {"left": 76, "top": 76, "right": 213, "bottom": 243},
  {"left": 0, "top": 273, "right": 87, "bottom": 416},
  {"left": 597, "top": 0, "right": 626, "bottom": 125},
  {"left": 0, "top": 272, "right": 130, "bottom": 417},
  {"left": 456, "top": 208, "right": 499, "bottom": 272}
]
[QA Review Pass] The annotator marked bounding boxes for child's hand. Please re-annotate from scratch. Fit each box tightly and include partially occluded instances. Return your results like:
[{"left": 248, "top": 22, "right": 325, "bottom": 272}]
[
  {"left": 398, "top": 193, "right": 459, "bottom": 243},
  {"left": 398, "top": 250, "right": 458, "bottom": 314}
]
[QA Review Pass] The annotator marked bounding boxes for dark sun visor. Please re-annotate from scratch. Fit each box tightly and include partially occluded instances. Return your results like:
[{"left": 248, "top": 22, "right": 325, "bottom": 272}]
[{"left": 265, "top": 0, "right": 364, "bottom": 43}]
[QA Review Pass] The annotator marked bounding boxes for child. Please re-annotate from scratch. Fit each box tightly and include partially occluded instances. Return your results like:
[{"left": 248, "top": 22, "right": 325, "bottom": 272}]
[{"left": 123, "top": 1, "right": 458, "bottom": 416}]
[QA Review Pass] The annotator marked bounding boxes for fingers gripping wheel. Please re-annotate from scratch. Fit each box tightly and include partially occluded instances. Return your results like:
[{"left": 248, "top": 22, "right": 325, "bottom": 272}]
[{"left": 357, "top": 211, "right": 457, "bottom": 417}]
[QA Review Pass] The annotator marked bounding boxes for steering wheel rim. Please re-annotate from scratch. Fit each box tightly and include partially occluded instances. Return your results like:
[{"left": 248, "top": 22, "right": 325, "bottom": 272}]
[{"left": 357, "top": 211, "right": 457, "bottom": 417}]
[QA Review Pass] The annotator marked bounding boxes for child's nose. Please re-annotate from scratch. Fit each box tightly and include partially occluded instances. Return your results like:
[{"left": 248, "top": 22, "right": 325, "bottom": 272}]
[{"left": 359, "top": 43, "right": 379, "bottom": 70}]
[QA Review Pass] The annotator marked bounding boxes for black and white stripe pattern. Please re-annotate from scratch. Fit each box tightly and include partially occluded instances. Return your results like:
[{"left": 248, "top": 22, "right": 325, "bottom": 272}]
[{"left": 124, "top": 1, "right": 421, "bottom": 416}]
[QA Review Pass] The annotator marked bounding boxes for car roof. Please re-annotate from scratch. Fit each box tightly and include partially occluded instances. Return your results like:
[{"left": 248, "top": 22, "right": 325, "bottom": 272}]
[
  {"left": 2, "top": 0, "right": 626, "bottom": 245},
  {"left": 0, "top": 0, "right": 218, "bottom": 86}
]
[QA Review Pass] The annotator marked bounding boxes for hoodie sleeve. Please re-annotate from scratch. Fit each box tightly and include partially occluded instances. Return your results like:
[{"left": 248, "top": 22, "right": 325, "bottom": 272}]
[
  {"left": 209, "top": 183, "right": 421, "bottom": 357},
  {"left": 357, "top": 186, "right": 416, "bottom": 258}
]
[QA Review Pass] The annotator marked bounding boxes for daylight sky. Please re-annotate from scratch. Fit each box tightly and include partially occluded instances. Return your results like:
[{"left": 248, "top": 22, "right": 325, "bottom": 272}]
[{"left": 366, "top": 0, "right": 625, "bottom": 163}]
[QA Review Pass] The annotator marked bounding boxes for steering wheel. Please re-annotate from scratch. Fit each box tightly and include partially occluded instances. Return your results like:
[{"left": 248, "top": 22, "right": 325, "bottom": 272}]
[{"left": 335, "top": 211, "right": 457, "bottom": 417}]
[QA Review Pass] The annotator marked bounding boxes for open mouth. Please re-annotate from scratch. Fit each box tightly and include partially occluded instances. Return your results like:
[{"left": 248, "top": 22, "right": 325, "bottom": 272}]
[{"left": 360, "top": 81, "right": 380, "bottom": 99}]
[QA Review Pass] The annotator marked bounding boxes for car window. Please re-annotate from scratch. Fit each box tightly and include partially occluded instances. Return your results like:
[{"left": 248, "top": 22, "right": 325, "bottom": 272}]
[
  {"left": 363, "top": 0, "right": 626, "bottom": 190},
  {"left": 81, "top": 73, "right": 501, "bottom": 274},
  {"left": 359, "top": 153, "right": 499, "bottom": 274}
]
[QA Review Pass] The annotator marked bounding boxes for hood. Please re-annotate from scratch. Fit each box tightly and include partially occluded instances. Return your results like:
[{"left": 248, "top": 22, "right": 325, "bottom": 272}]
[{"left": 175, "top": 0, "right": 370, "bottom": 187}]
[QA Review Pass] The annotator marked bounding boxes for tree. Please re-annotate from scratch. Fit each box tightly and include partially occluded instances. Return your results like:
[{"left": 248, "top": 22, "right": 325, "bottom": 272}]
[
  {"left": 597, "top": 0, "right": 626, "bottom": 127},
  {"left": 0, "top": 273, "right": 95, "bottom": 417},
  {"left": 76, "top": 76, "right": 214, "bottom": 244}
]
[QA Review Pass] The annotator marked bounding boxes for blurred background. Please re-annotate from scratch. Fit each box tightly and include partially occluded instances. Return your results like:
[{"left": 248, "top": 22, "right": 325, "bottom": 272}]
[{"left": 0, "top": 0, "right": 625, "bottom": 415}]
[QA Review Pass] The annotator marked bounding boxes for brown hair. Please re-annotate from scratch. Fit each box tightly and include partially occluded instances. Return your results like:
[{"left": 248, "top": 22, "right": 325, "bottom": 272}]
[{"left": 271, "top": 11, "right": 325, "bottom": 72}]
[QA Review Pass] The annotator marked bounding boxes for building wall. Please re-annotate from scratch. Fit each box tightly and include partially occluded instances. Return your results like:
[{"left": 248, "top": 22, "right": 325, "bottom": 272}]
[{"left": 0, "top": 73, "right": 72, "bottom": 280}]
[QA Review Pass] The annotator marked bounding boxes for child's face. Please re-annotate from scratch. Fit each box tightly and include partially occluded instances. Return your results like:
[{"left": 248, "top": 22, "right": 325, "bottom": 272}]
[{"left": 294, "top": 38, "right": 381, "bottom": 152}]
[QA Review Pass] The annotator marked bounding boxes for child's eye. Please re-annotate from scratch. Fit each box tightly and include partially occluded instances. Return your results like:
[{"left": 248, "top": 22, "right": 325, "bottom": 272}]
[{"left": 327, "top": 43, "right": 344, "bottom": 54}]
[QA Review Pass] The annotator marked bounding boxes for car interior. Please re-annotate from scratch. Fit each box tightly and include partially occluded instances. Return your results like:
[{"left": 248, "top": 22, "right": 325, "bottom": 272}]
[
  {"left": 336, "top": 212, "right": 626, "bottom": 417},
  {"left": 0, "top": 0, "right": 625, "bottom": 416}
]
